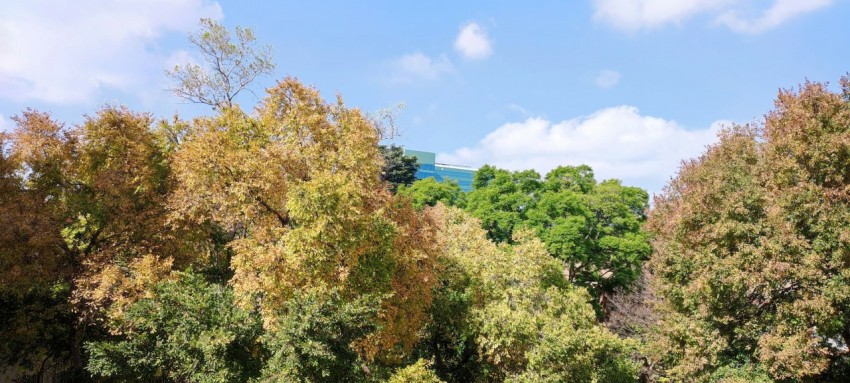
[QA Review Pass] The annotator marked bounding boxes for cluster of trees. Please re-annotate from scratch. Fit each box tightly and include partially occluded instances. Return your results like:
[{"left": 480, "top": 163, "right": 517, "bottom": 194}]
[
  {"left": 399, "top": 164, "right": 651, "bottom": 308},
  {"left": 3, "top": 18, "right": 850, "bottom": 383},
  {"left": 0, "top": 76, "right": 644, "bottom": 382}
]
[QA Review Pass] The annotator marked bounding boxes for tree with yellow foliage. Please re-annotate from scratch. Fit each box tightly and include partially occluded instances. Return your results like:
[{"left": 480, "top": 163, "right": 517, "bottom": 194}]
[
  {"left": 426, "top": 205, "right": 640, "bottom": 382},
  {"left": 170, "top": 77, "right": 440, "bottom": 367}
]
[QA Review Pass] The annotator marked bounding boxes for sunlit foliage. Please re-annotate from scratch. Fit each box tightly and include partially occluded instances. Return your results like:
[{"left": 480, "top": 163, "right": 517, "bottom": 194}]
[
  {"left": 170, "top": 77, "right": 440, "bottom": 362},
  {"left": 398, "top": 177, "right": 466, "bottom": 209},
  {"left": 647, "top": 77, "right": 850, "bottom": 382},
  {"left": 428, "top": 205, "right": 640, "bottom": 382},
  {"left": 466, "top": 164, "right": 650, "bottom": 302}
]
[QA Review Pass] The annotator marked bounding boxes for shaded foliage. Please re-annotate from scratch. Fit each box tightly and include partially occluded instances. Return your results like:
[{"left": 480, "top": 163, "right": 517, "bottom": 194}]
[
  {"left": 86, "top": 272, "right": 264, "bottom": 383},
  {"left": 259, "top": 286, "right": 380, "bottom": 382},
  {"left": 380, "top": 145, "right": 420, "bottom": 193}
]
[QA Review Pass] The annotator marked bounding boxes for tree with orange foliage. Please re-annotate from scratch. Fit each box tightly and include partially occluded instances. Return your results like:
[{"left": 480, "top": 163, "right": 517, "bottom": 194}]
[
  {"left": 647, "top": 77, "right": 850, "bottom": 382},
  {"left": 1, "top": 107, "right": 202, "bottom": 378}
]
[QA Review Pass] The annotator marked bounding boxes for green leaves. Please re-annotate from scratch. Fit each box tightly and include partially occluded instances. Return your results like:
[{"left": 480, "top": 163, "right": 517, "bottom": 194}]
[
  {"left": 465, "top": 165, "right": 650, "bottom": 301},
  {"left": 429, "top": 206, "right": 640, "bottom": 382},
  {"left": 398, "top": 177, "right": 465, "bottom": 209},
  {"left": 380, "top": 145, "right": 420, "bottom": 193},
  {"left": 60, "top": 214, "right": 97, "bottom": 252},
  {"left": 259, "top": 286, "right": 381, "bottom": 382},
  {"left": 86, "top": 271, "right": 264, "bottom": 383},
  {"left": 387, "top": 359, "right": 444, "bottom": 383}
]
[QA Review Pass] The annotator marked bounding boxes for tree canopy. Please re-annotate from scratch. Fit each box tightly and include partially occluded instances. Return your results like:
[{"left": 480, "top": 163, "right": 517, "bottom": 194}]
[
  {"left": 8, "top": 17, "right": 849, "bottom": 382},
  {"left": 169, "top": 77, "right": 441, "bottom": 362},
  {"left": 398, "top": 177, "right": 465, "bottom": 209},
  {"left": 646, "top": 77, "right": 850, "bottom": 382},
  {"left": 465, "top": 164, "right": 650, "bottom": 302}
]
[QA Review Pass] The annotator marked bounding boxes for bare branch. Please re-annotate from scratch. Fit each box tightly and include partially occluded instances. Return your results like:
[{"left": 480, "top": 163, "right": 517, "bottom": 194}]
[{"left": 166, "top": 18, "right": 275, "bottom": 110}]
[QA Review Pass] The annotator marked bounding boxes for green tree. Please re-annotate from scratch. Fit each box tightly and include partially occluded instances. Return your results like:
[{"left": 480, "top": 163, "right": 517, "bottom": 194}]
[
  {"left": 465, "top": 164, "right": 650, "bottom": 301},
  {"left": 465, "top": 166, "right": 538, "bottom": 244},
  {"left": 379, "top": 145, "right": 420, "bottom": 192},
  {"left": 258, "top": 286, "right": 380, "bottom": 382},
  {"left": 428, "top": 205, "right": 640, "bottom": 382},
  {"left": 398, "top": 177, "right": 465, "bottom": 209},
  {"left": 528, "top": 173, "right": 650, "bottom": 302},
  {"left": 647, "top": 77, "right": 850, "bottom": 382},
  {"left": 86, "top": 272, "right": 264, "bottom": 383},
  {"left": 166, "top": 18, "right": 275, "bottom": 110}
]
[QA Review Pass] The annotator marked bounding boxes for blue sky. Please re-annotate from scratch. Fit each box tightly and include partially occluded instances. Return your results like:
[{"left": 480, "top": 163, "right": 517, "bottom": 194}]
[{"left": 1, "top": 0, "right": 848, "bottom": 194}]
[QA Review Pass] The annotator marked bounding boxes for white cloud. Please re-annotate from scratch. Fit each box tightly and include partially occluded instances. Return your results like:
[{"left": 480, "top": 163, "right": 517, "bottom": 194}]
[
  {"left": 0, "top": 0, "right": 223, "bottom": 104},
  {"left": 454, "top": 22, "right": 493, "bottom": 60},
  {"left": 596, "top": 70, "right": 621, "bottom": 89},
  {"left": 439, "top": 106, "right": 727, "bottom": 194},
  {"left": 716, "top": 0, "right": 833, "bottom": 34},
  {"left": 592, "top": 0, "right": 832, "bottom": 33},
  {"left": 388, "top": 52, "right": 454, "bottom": 83},
  {"left": 592, "top": 0, "right": 733, "bottom": 30}
]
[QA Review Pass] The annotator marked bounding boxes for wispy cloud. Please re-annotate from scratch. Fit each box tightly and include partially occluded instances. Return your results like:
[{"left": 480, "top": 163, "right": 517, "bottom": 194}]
[
  {"left": 716, "top": 0, "right": 833, "bottom": 34},
  {"left": 507, "top": 103, "right": 532, "bottom": 117},
  {"left": 388, "top": 52, "right": 455, "bottom": 83},
  {"left": 454, "top": 22, "right": 493, "bottom": 60},
  {"left": 440, "top": 106, "right": 727, "bottom": 194},
  {"left": 0, "top": 0, "right": 223, "bottom": 104},
  {"left": 595, "top": 70, "right": 621, "bottom": 89},
  {"left": 592, "top": 0, "right": 832, "bottom": 33}
]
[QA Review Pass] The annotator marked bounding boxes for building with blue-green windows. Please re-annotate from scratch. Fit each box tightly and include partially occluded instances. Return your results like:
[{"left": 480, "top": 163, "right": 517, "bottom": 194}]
[{"left": 404, "top": 149, "right": 477, "bottom": 192}]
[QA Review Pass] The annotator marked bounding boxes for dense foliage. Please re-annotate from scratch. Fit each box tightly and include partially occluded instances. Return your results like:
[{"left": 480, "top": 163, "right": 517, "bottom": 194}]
[
  {"left": 427, "top": 205, "right": 640, "bottom": 382},
  {"left": 464, "top": 164, "right": 650, "bottom": 302},
  {"left": 0, "top": 107, "right": 204, "bottom": 379},
  {"left": 379, "top": 144, "right": 420, "bottom": 192},
  {"left": 0, "top": 73, "right": 646, "bottom": 381},
  {"left": 645, "top": 77, "right": 850, "bottom": 382},
  {"left": 86, "top": 272, "right": 264, "bottom": 382},
  {"left": 4, "top": 17, "right": 849, "bottom": 383},
  {"left": 398, "top": 177, "right": 465, "bottom": 209}
]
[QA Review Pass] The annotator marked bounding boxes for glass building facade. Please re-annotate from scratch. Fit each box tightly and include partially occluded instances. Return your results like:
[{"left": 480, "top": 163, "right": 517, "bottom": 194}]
[{"left": 404, "top": 149, "right": 477, "bottom": 192}]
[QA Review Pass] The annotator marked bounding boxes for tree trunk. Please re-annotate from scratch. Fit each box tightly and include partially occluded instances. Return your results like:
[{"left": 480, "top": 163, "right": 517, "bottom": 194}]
[{"left": 71, "top": 319, "right": 83, "bottom": 373}]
